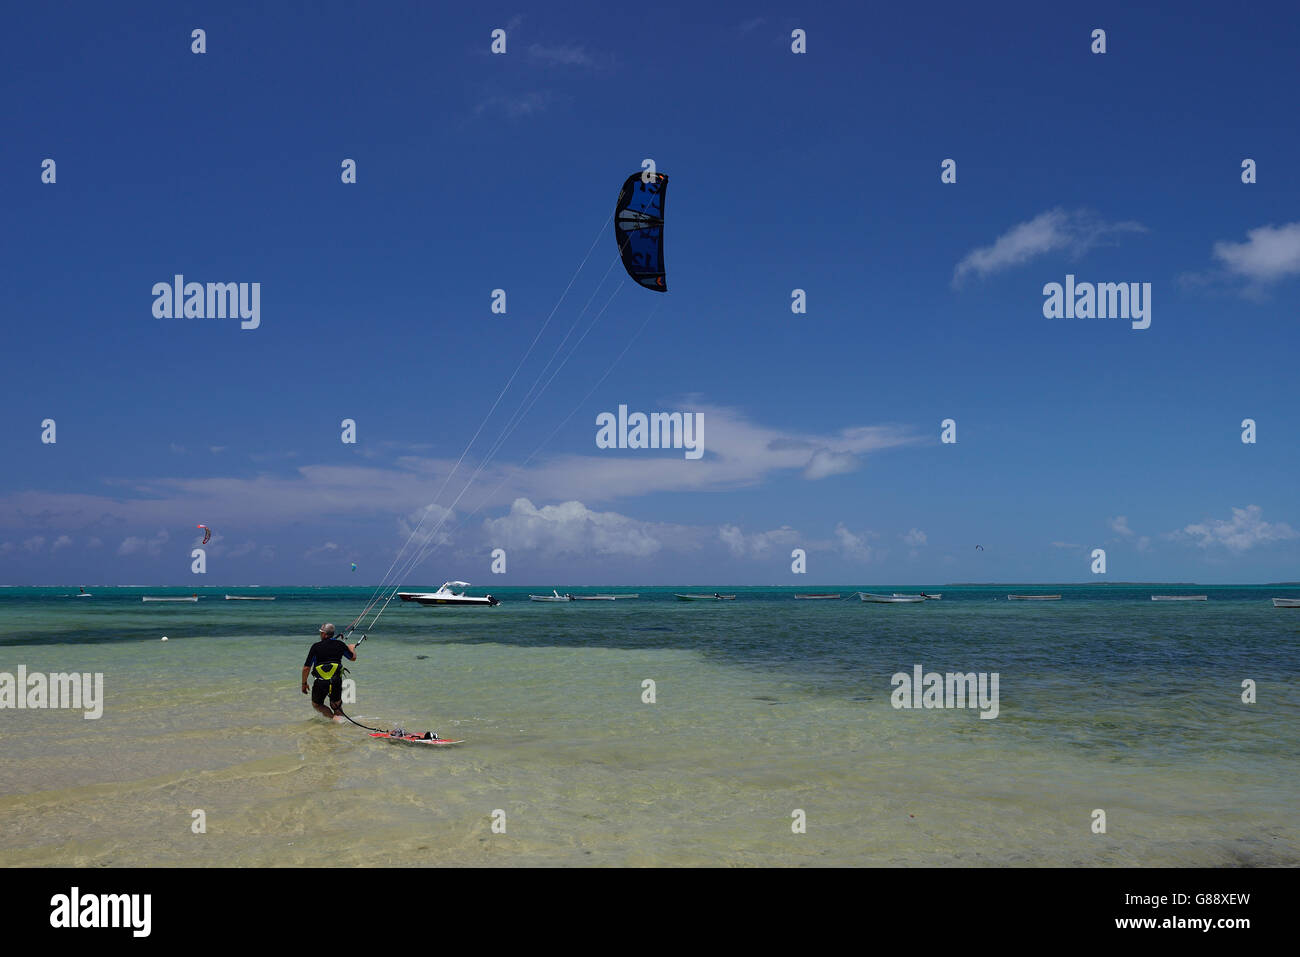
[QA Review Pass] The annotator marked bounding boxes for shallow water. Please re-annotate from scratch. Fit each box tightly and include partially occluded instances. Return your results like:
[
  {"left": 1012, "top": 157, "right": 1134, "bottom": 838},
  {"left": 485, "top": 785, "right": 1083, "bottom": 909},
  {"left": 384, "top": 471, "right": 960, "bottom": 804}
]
[{"left": 1, "top": 585, "right": 1296, "bottom": 866}]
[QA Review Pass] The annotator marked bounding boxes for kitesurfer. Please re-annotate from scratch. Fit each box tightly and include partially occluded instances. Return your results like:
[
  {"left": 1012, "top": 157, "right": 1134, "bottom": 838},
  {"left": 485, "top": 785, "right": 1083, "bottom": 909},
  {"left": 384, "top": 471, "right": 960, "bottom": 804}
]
[{"left": 301, "top": 623, "right": 357, "bottom": 719}]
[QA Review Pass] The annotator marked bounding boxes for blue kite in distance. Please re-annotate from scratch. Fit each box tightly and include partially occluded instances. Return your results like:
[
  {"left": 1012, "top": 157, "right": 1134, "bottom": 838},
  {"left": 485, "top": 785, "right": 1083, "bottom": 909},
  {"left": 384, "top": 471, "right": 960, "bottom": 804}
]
[{"left": 615, "top": 172, "right": 668, "bottom": 291}]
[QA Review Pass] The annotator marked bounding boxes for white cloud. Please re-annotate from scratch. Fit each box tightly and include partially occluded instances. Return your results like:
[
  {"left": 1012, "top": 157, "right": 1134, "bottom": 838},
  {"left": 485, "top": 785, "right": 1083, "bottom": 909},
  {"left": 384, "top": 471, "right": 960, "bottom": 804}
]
[
  {"left": 1212, "top": 223, "right": 1300, "bottom": 283},
  {"left": 527, "top": 44, "right": 593, "bottom": 66},
  {"left": 51, "top": 535, "right": 73, "bottom": 552},
  {"left": 305, "top": 542, "right": 343, "bottom": 562},
  {"left": 22, "top": 536, "right": 46, "bottom": 553},
  {"left": 475, "top": 90, "right": 554, "bottom": 117},
  {"left": 483, "top": 498, "right": 680, "bottom": 558},
  {"left": 802, "top": 449, "right": 860, "bottom": 480},
  {"left": 953, "top": 208, "right": 1146, "bottom": 285},
  {"left": 835, "top": 524, "right": 873, "bottom": 562},
  {"left": 1051, "top": 541, "right": 1083, "bottom": 549},
  {"left": 719, "top": 524, "right": 801, "bottom": 558},
  {"left": 118, "top": 530, "right": 170, "bottom": 556},
  {"left": 903, "top": 528, "right": 927, "bottom": 547},
  {"left": 0, "top": 405, "right": 920, "bottom": 540},
  {"left": 1109, "top": 515, "right": 1135, "bottom": 537},
  {"left": 1178, "top": 505, "right": 1297, "bottom": 552}
]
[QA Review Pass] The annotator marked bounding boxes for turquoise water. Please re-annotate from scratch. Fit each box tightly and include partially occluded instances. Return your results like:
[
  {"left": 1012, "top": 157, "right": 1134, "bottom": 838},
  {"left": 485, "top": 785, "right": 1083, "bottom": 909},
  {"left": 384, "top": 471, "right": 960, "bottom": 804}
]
[{"left": 1, "top": 585, "right": 1297, "bottom": 866}]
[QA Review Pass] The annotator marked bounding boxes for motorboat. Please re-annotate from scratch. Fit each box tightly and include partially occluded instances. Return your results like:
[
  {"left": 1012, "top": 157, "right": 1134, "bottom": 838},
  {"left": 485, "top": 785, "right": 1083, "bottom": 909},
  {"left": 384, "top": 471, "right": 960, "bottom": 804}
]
[
  {"left": 857, "top": 592, "right": 924, "bottom": 603},
  {"left": 794, "top": 593, "right": 842, "bottom": 600},
  {"left": 675, "top": 593, "right": 736, "bottom": 601},
  {"left": 1007, "top": 595, "right": 1061, "bottom": 601},
  {"left": 225, "top": 595, "right": 276, "bottom": 600},
  {"left": 397, "top": 582, "right": 500, "bottom": 607},
  {"left": 1151, "top": 595, "right": 1207, "bottom": 601},
  {"left": 530, "top": 590, "right": 574, "bottom": 602},
  {"left": 142, "top": 595, "right": 199, "bottom": 602},
  {"left": 1273, "top": 598, "right": 1300, "bottom": 608}
]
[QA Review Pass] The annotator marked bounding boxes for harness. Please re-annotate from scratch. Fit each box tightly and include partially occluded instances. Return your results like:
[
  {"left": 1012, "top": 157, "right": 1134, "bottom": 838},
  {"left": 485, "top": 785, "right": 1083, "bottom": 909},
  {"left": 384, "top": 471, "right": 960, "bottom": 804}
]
[{"left": 312, "top": 660, "right": 350, "bottom": 683}]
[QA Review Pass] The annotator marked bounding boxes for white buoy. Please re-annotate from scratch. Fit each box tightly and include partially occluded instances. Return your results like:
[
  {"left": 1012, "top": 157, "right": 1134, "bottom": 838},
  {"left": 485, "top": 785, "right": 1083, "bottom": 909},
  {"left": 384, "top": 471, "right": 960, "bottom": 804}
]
[{"left": 161, "top": 636, "right": 169, "bottom": 641}]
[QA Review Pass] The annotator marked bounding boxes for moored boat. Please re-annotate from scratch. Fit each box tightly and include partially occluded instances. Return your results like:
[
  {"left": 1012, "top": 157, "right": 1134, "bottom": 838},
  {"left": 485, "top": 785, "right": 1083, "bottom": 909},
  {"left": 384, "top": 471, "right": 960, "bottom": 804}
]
[
  {"left": 1151, "top": 595, "right": 1207, "bottom": 601},
  {"left": 530, "top": 590, "right": 574, "bottom": 602},
  {"left": 794, "top": 593, "right": 842, "bottom": 600},
  {"left": 397, "top": 582, "right": 500, "bottom": 606},
  {"left": 857, "top": 592, "right": 925, "bottom": 603},
  {"left": 225, "top": 595, "right": 277, "bottom": 600},
  {"left": 142, "top": 595, "right": 199, "bottom": 603},
  {"left": 1273, "top": 598, "right": 1300, "bottom": 608},
  {"left": 1007, "top": 594, "right": 1061, "bottom": 601},
  {"left": 675, "top": 593, "right": 736, "bottom": 601}
]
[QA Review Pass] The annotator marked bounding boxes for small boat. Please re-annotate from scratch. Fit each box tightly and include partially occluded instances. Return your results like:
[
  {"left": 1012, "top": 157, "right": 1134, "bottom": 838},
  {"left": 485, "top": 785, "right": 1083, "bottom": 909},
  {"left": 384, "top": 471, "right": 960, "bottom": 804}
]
[
  {"left": 1273, "top": 598, "right": 1300, "bottom": 608},
  {"left": 225, "top": 595, "right": 277, "bottom": 601},
  {"left": 571, "top": 594, "right": 616, "bottom": 601},
  {"left": 530, "top": 590, "right": 574, "bottom": 602},
  {"left": 142, "top": 595, "right": 199, "bottom": 603},
  {"left": 1007, "top": 594, "right": 1061, "bottom": 601},
  {"left": 1151, "top": 595, "right": 1207, "bottom": 601},
  {"left": 397, "top": 582, "right": 500, "bottom": 607},
  {"left": 857, "top": 592, "right": 925, "bottom": 603},
  {"left": 74, "top": 587, "right": 91, "bottom": 598},
  {"left": 794, "top": 593, "right": 842, "bottom": 600},
  {"left": 675, "top": 593, "right": 736, "bottom": 601},
  {"left": 893, "top": 593, "right": 942, "bottom": 600}
]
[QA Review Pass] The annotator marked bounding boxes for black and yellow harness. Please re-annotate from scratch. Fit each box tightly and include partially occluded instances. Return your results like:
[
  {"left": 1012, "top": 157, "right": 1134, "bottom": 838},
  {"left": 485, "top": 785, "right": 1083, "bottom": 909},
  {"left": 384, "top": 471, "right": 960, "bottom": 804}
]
[{"left": 312, "top": 662, "right": 350, "bottom": 683}]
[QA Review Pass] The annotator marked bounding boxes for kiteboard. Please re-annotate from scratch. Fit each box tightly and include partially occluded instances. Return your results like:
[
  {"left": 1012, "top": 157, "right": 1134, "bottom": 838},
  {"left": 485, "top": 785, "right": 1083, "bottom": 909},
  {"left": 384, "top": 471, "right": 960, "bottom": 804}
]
[{"left": 367, "top": 731, "right": 464, "bottom": 746}]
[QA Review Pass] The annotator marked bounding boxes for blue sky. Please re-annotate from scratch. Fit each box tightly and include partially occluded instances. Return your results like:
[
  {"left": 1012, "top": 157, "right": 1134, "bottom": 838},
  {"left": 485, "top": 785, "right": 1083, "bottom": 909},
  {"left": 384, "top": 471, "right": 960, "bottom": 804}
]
[{"left": 3, "top": 1, "right": 1299, "bottom": 584}]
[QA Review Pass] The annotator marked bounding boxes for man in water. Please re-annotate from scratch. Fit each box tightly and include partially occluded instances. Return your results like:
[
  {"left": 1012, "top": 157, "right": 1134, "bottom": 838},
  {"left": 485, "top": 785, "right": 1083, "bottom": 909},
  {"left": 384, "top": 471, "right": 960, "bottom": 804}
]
[{"left": 301, "top": 623, "right": 357, "bottom": 720}]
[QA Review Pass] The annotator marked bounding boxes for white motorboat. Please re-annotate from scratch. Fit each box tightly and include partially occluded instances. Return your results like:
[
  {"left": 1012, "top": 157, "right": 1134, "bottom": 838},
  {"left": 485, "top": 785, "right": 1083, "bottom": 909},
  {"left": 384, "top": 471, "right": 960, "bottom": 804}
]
[
  {"left": 1273, "top": 598, "right": 1300, "bottom": 608},
  {"left": 857, "top": 592, "right": 925, "bottom": 603},
  {"left": 142, "top": 595, "right": 199, "bottom": 603},
  {"left": 675, "top": 593, "right": 736, "bottom": 601},
  {"left": 530, "top": 590, "right": 574, "bottom": 602},
  {"left": 893, "top": 593, "right": 942, "bottom": 600},
  {"left": 397, "top": 582, "right": 500, "bottom": 607},
  {"left": 225, "top": 595, "right": 277, "bottom": 601},
  {"left": 1151, "top": 595, "right": 1207, "bottom": 601}
]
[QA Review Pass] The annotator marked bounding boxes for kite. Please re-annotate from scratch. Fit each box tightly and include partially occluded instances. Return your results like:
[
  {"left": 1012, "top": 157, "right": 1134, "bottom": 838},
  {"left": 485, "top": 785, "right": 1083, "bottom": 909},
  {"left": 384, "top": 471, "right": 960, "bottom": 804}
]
[
  {"left": 197, "top": 524, "right": 211, "bottom": 545},
  {"left": 351, "top": 562, "right": 357, "bottom": 572},
  {"left": 975, "top": 544, "right": 984, "bottom": 551},
  {"left": 615, "top": 172, "right": 668, "bottom": 291}
]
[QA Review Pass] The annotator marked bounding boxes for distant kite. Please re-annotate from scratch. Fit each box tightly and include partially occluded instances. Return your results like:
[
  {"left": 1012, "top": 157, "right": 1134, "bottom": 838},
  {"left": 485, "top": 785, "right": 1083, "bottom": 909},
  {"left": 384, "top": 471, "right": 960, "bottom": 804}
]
[
  {"left": 350, "top": 562, "right": 357, "bottom": 572},
  {"left": 197, "top": 524, "right": 211, "bottom": 545},
  {"left": 975, "top": 544, "right": 984, "bottom": 551}
]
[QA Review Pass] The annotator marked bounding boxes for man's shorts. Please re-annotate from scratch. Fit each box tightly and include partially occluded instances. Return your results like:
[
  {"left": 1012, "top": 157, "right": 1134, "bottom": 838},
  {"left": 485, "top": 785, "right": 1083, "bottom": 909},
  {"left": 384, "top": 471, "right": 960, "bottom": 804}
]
[{"left": 311, "top": 676, "right": 342, "bottom": 707}]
